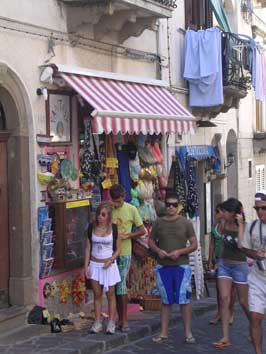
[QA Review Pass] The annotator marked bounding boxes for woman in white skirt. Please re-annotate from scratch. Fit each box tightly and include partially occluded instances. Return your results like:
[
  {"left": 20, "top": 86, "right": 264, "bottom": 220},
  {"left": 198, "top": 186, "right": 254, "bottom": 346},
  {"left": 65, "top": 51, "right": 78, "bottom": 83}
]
[{"left": 84, "top": 202, "right": 121, "bottom": 334}]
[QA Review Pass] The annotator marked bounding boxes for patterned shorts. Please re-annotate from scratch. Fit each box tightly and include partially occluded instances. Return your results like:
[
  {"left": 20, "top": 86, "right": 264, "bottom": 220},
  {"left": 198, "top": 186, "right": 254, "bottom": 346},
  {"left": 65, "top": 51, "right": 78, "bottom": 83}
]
[
  {"left": 154, "top": 264, "right": 192, "bottom": 305},
  {"left": 115, "top": 255, "right": 131, "bottom": 295}
]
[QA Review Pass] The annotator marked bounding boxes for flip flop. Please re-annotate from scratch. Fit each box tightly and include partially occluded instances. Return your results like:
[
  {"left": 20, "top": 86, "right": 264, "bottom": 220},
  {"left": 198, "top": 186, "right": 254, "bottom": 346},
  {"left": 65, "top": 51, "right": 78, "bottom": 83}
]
[
  {"left": 185, "top": 336, "right": 196, "bottom": 344},
  {"left": 152, "top": 336, "right": 168, "bottom": 343},
  {"left": 209, "top": 317, "right": 221, "bottom": 324},
  {"left": 120, "top": 326, "right": 130, "bottom": 333},
  {"left": 213, "top": 341, "right": 232, "bottom": 349}
]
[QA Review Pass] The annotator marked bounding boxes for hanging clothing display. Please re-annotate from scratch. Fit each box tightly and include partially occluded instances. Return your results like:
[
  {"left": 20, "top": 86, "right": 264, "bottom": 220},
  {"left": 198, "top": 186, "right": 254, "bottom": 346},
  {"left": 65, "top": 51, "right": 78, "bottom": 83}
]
[
  {"left": 174, "top": 158, "right": 187, "bottom": 209},
  {"left": 185, "top": 163, "right": 199, "bottom": 218},
  {"left": 184, "top": 27, "right": 224, "bottom": 107}
]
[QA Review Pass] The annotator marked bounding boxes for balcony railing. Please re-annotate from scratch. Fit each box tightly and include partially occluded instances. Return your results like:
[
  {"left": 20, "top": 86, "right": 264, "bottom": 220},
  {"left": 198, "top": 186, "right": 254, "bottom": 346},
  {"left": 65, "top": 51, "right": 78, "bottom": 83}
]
[
  {"left": 192, "top": 32, "right": 252, "bottom": 119},
  {"left": 152, "top": 0, "right": 177, "bottom": 8}
]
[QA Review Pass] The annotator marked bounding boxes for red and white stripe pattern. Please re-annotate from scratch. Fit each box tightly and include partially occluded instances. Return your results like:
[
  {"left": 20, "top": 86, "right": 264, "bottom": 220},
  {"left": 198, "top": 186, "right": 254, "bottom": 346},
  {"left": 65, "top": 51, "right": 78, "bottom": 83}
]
[{"left": 61, "top": 73, "right": 195, "bottom": 135}]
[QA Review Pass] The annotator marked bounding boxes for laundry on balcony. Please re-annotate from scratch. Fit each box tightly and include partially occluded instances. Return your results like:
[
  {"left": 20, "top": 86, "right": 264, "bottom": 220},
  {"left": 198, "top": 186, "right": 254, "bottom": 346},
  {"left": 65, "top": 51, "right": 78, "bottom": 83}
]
[
  {"left": 183, "top": 26, "right": 261, "bottom": 117},
  {"left": 183, "top": 27, "right": 224, "bottom": 108}
]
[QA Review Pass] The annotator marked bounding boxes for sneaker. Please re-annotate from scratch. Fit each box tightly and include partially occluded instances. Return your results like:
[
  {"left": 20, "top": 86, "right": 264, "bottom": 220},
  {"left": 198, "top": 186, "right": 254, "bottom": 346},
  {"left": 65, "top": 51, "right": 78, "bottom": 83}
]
[
  {"left": 90, "top": 320, "right": 103, "bottom": 333},
  {"left": 106, "top": 320, "right": 116, "bottom": 334}
]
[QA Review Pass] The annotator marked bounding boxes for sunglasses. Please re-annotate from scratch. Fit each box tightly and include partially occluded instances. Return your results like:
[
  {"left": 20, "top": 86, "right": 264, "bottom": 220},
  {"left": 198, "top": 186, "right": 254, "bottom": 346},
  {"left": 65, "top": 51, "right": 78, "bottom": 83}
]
[
  {"left": 253, "top": 206, "right": 266, "bottom": 211},
  {"left": 165, "top": 202, "right": 178, "bottom": 208}
]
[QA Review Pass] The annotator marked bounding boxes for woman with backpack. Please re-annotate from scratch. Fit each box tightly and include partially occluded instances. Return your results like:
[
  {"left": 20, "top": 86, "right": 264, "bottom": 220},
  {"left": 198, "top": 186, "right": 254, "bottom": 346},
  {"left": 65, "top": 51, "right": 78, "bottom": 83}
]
[
  {"left": 84, "top": 202, "right": 121, "bottom": 334},
  {"left": 213, "top": 198, "right": 250, "bottom": 349}
]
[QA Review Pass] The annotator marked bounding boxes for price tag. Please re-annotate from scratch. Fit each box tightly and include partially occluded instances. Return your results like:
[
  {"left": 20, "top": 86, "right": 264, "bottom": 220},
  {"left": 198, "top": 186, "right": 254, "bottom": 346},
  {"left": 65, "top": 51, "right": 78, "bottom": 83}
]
[
  {"left": 101, "top": 178, "right": 113, "bottom": 189},
  {"left": 105, "top": 158, "right": 118, "bottom": 168}
]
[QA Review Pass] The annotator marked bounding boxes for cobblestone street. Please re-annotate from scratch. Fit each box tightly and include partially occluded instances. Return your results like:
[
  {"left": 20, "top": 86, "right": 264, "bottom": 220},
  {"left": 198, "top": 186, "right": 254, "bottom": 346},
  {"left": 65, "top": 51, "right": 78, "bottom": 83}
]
[{"left": 106, "top": 304, "right": 264, "bottom": 354}]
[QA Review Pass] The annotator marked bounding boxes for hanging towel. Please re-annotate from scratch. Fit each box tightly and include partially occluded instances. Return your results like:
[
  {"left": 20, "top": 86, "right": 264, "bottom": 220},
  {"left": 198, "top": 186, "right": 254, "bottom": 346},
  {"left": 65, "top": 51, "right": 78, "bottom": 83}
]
[{"left": 184, "top": 28, "right": 224, "bottom": 107}]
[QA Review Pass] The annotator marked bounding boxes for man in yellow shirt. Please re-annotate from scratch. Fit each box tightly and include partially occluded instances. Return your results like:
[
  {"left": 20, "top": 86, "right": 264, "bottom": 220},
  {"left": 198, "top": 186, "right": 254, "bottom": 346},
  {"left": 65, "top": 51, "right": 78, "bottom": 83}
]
[{"left": 110, "top": 184, "right": 145, "bottom": 332}]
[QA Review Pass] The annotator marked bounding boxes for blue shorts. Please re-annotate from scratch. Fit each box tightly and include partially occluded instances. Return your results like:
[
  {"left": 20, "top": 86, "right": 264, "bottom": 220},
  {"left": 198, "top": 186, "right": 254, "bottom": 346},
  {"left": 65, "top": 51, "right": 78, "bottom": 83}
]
[
  {"left": 217, "top": 259, "right": 248, "bottom": 285},
  {"left": 154, "top": 264, "right": 192, "bottom": 305},
  {"left": 115, "top": 255, "right": 131, "bottom": 295}
]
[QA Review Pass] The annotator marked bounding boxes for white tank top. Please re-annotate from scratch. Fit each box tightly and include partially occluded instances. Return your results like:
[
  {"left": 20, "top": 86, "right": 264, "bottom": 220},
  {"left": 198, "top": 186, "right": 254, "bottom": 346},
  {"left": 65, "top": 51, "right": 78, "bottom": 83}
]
[{"left": 91, "top": 232, "right": 113, "bottom": 259}]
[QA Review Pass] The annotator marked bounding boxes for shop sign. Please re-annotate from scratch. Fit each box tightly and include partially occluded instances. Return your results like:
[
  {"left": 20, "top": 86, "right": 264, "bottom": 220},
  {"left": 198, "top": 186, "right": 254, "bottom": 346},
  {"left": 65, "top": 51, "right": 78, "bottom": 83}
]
[
  {"left": 105, "top": 157, "right": 118, "bottom": 168},
  {"left": 101, "top": 178, "right": 113, "bottom": 189},
  {"left": 66, "top": 200, "right": 89, "bottom": 209}
]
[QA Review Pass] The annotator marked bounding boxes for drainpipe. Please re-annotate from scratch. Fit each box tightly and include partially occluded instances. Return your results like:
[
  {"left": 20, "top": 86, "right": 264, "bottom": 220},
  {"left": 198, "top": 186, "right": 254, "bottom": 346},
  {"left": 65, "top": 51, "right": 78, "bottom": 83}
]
[{"left": 167, "top": 18, "right": 172, "bottom": 88}]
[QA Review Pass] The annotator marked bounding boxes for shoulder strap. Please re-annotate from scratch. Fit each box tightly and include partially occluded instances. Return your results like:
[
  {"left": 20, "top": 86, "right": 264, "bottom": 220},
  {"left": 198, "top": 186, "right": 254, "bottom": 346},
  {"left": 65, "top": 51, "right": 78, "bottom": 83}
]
[
  {"left": 87, "top": 223, "right": 93, "bottom": 241},
  {"left": 112, "top": 224, "right": 118, "bottom": 252},
  {"left": 249, "top": 220, "right": 257, "bottom": 237}
]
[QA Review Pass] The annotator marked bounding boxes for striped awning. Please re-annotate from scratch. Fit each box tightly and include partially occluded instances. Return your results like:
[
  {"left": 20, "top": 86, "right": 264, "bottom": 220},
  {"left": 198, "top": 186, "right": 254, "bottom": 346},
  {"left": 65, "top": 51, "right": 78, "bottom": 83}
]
[{"left": 57, "top": 68, "right": 195, "bottom": 135}]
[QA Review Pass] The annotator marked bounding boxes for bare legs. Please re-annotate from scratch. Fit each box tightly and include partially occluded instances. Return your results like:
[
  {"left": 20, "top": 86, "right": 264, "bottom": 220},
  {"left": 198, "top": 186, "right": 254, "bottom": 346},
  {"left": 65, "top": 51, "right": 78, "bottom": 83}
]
[
  {"left": 211, "top": 278, "right": 236, "bottom": 323},
  {"left": 250, "top": 312, "right": 264, "bottom": 354},
  {"left": 116, "top": 294, "right": 128, "bottom": 328},
  {"left": 159, "top": 304, "right": 172, "bottom": 338},
  {"left": 106, "top": 285, "right": 116, "bottom": 321},
  {"left": 180, "top": 303, "right": 193, "bottom": 338},
  {"left": 217, "top": 277, "right": 249, "bottom": 343},
  {"left": 91, "top": 279, "right": 117, "bottom": 321},
  {"left": 158, "top": 303, "right": 193, "bottom": 339},
  {"left": 91, "top": 279, "right": 103, "bottom": 321}
]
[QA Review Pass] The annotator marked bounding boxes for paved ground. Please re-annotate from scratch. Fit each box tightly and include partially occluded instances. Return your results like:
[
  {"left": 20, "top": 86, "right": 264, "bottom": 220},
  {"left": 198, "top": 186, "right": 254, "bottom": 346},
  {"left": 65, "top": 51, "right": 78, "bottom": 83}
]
[
  {"left": 0, "top": 297, "right": 217, "bottom": 354},
  {"left": 1, "top": 281, "right": 264, "bottom": 354},
  {"left": 106, "top": 304, "right": 263, "bottom": 354}
]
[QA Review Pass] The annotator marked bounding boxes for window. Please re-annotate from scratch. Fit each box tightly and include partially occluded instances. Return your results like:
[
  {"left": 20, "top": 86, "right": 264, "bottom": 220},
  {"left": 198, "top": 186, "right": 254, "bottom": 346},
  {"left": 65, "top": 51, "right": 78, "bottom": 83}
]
[
  {"left": 256, "top": 165, "right": 265, "bottom": 192},
  {"left": 185, "top": 0, "right": 213, "bottom": 30},
  {"left": 256, "top": 100, "right": 266, "bottom": 132},
  {"left": 0, "top": 102, "right": 6, "bottom": 131},
  {"left": 248, "top": 159, "right": 252, "bottom": 179}
]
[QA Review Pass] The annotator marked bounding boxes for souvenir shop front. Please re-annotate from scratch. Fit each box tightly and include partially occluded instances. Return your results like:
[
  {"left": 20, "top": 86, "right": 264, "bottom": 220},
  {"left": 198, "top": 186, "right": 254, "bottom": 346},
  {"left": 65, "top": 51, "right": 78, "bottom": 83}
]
[
  {"left": 36, "top": 64, "right": 196, "bottom": 316},
  {"left": 174, "top": 146, "right": 220, "bottom": 244},
  {"left": 164, "top": 145, "right": 221, "bottom": 299}
]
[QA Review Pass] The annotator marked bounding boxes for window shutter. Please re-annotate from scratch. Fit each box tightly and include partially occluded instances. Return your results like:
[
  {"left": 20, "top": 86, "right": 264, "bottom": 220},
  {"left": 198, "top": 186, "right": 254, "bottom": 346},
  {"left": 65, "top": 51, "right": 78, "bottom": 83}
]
[
  {"left": 256, "top": 165, "right": 266, "bottom": 192},
  {"left": 185, "top": 0, "right": 213, "bottom": 30}
]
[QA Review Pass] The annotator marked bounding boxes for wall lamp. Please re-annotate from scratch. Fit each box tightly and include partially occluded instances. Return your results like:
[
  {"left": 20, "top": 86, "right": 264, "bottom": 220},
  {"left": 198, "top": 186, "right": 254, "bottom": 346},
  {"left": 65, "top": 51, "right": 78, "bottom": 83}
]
[
  {"left": 224, "top": 153, "right": 235, "bottom": 169},
  {"left": 36, "top": 87, "right": 48, "bottom": 101}
]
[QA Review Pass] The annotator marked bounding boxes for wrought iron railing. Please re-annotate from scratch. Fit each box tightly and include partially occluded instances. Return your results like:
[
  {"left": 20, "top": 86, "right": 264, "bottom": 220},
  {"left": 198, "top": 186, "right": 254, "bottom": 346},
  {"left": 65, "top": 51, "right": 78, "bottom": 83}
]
[
  {"left": 152, "top": 0, "right": 177, "bottom": 8},
  {"left": 222, "top": 32, "right": 252, "bottom": 91}
]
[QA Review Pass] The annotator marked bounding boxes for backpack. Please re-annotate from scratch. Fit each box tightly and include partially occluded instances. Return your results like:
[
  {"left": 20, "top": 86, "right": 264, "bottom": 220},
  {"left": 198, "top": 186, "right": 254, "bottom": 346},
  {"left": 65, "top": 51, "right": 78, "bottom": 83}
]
[
  {"left": 249, "top": 220, "right": 257, "bottom": 237},
  {"left": 87, "top": 223, "right": 118, "bottom": 254}
]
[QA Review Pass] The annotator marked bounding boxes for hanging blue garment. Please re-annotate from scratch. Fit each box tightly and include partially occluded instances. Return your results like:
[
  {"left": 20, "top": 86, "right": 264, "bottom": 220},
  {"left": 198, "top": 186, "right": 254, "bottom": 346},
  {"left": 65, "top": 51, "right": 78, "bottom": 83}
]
[
  {"left": 116, "top": 145, "right": 131, "bottom": 202},
  {"left": 186, "top": 163, "right": 199, "bottom": 218},
  {"left": 184, "top": 28, "right": 224, "bottom": 107}
]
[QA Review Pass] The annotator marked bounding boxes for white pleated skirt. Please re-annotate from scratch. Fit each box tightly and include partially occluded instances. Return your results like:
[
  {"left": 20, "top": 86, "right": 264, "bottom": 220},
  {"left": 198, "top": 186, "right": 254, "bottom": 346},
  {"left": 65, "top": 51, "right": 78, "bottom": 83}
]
[{"left": 88, "top": 260, "right": 121, "bottom": 292}]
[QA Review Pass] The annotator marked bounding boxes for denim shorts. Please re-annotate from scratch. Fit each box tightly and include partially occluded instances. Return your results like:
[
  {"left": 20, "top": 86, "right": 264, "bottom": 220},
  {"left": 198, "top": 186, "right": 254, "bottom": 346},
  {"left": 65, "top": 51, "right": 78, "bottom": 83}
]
[{"left": 217, "top": 259, "right": 248, "bottom": 285}]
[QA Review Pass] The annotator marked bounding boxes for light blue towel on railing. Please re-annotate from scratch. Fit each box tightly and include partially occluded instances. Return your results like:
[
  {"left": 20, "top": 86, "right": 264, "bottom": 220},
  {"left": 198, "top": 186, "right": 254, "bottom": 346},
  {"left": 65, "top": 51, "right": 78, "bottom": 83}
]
[{"left": 184, "top": 27, "right": 223, "bottom": 107}]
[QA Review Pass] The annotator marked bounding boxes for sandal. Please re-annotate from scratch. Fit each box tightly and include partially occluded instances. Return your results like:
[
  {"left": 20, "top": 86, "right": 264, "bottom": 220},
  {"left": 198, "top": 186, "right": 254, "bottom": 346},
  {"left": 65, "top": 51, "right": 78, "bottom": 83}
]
[
  {"left": 209, "top": 317, "right": 221, "bottom": 325},
  {"left": 120, "top": 326, "right": 130, "bottom": 333},
  {"left": 213, "top": 341, "right": 231, "bottom": 349},
  {"left": 185, "top": 336, "right": 196, "bottom": 344},
  {"left": 152, "top": 336, "right": 168, "bottom": 343}
]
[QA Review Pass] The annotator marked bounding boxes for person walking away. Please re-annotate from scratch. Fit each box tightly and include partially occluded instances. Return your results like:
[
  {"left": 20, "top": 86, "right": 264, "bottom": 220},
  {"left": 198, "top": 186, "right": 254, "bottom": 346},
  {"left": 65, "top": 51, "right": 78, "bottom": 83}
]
[
  {"left": 208, "top": 204, "right": 236, "bottom": 325},
  {"left": 110, "top": 184, "right": 146, "bottom": 332},
  {"left": 213, "top": 198, "right": 250, "bottom": 349},
  {"left": 84, "top": 202, "right": 121, "bottom": 334},
  {"left": 238, "top": 192, "right": 266, "bottom": 354},
  {"left": 148, "top": 192, "right": 198, "bottom": 344}
]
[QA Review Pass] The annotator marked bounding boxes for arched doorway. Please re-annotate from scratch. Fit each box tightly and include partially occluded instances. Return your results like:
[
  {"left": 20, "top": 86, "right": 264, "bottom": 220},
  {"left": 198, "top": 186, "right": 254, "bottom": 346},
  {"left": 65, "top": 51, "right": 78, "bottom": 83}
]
[
  {"left": 226, "top": 129, "right": 238, "bottom": 199},
  {"left": 0, "top": 63, "right": 35, "bottom": 307},
  {"left": 0, "top": 102, "right": 9, "bottom": 307}
]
